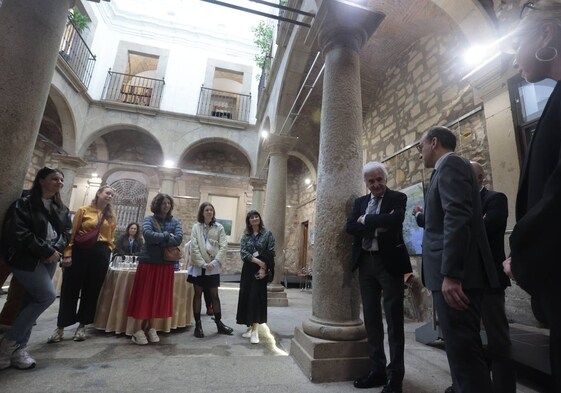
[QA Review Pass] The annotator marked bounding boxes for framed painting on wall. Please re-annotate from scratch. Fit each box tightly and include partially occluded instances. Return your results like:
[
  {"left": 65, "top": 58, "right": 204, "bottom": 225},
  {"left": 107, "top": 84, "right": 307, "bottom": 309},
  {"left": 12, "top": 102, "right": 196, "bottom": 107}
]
[{"left": 400, "top": 182, "right": 424, "bottom": 256}]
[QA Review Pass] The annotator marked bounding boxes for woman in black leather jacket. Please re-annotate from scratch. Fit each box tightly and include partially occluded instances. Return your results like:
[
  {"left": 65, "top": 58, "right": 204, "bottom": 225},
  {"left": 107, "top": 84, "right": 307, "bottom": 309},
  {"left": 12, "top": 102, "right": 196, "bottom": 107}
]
[{"left": 0, "top": 167, "right": 72, "bottom": 371}]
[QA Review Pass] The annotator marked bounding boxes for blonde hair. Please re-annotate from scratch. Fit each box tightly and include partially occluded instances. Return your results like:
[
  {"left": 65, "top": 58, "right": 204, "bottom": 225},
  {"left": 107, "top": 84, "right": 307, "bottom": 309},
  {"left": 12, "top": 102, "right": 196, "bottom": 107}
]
[{"left": 92, "top": 185, "right": 115, "bottom": 221}]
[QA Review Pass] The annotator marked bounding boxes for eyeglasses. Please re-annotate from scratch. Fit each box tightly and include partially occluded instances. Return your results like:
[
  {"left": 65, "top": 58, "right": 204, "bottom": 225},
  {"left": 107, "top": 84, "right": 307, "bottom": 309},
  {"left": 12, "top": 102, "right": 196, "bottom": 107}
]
[
  {"left": 415, "top": 142, "right": 424, "bottom": 153},
  {"left": 520, "top": 1, "right": 535, "bottom": 19}
]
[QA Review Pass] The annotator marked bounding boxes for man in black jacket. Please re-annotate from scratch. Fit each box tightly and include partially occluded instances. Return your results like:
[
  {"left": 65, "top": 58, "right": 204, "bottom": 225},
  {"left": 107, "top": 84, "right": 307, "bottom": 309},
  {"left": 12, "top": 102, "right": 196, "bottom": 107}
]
[{"left": 346, "top": 161, "right": 412, "bottom": 393}]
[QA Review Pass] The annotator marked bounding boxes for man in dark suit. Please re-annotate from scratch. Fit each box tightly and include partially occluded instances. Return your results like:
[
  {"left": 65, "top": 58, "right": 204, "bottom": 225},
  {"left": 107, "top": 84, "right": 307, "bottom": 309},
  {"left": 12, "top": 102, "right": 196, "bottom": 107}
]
[
  {"left": 346, "top": 161, "right": 412, "bottom": 393},
  {"left": 417, "top": 126, "right": 500, "bottom": 393},
  {"left": 433, "top": 162, "right": 515, "bottom": 393}
]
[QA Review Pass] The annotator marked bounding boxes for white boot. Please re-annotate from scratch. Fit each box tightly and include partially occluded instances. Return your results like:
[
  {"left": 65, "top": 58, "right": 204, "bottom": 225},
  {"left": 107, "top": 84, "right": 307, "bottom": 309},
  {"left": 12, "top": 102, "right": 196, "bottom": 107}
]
[{"left": 250, "top": 326, "right": 259, "bottom": 344}]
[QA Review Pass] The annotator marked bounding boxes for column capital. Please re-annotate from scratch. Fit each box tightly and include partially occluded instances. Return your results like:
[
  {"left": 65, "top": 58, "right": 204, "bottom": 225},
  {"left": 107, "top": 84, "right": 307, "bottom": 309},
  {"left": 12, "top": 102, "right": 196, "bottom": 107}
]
[
  {"left": 305, "top": 0, "right": 385, "bottom": 53},
  {"left": 51, "top": 153, "right": 87, "bottom": 170},
  {"left": 249, "top": 177, "right": 267, "bottom": 191},
  {"left": 265, "top": 134, "right": 298, "bottom": 157},
  {"left": 157, "top": 166, "right": 183, "bottom": 181}
]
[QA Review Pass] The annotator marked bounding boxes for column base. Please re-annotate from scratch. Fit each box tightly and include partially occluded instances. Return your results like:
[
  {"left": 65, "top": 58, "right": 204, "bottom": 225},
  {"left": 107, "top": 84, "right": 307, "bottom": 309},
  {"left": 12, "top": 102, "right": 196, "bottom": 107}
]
[
  {"left": 290, "top": 326, "right": 371, "bottom": 383},
  {"left": 267, "top": 288, "right": 288, "bottom": 307}
]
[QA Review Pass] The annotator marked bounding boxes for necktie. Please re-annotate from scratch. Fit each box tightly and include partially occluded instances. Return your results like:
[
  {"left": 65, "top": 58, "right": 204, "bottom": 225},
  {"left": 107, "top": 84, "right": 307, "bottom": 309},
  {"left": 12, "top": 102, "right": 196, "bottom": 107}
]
[{"left": 362, "top": 196, "right": 380, "bottom": 251}]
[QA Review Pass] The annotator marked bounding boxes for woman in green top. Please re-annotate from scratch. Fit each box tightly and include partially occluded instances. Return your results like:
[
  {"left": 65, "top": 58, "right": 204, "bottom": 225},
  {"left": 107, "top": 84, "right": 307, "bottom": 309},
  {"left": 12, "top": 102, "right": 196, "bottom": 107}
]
[{"left": 236, "top": 210, "right": 275, "bottom": 344}]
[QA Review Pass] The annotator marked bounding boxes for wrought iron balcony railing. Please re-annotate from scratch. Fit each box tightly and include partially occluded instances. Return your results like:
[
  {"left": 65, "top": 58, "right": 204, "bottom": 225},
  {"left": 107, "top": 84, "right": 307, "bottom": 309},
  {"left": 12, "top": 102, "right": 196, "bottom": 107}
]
[
  {"left": 58, "top": 16, "right": 96, "bottom": 87},
  {"left": 101, "top": 70, "right": 165, "bottom": 109},
  {"left": 197, "top": 86, "right": 251, "bottom": 123}
]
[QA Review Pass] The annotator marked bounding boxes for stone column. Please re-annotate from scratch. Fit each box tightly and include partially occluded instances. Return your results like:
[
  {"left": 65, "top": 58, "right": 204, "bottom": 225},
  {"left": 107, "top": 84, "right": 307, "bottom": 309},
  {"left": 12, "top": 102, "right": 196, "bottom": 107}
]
[
  {"left": 0, "top": 0, "right": 74, "bottom": 235},
  {"left": 263, "top": 133, "right": 298, "bottom": 307},
  {"left": 51, "top": 154, "right": 87, "bottom": 206},
  {"left": 84, "top": 177, "right": 102, "bottom": 206},
  {"left": 290, "top": 1, "right": 385, "bottom": 382},
  {"left": 249, "top": 177, "right": 266, "bottom": 213},
  {"left": 158, "top": 167, "right": 183, "bottom": 196}
]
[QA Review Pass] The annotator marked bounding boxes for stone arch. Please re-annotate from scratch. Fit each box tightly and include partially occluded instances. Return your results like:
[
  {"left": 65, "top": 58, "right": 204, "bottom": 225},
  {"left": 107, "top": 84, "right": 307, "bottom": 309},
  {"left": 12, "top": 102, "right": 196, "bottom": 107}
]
[
  {"left": 109, "top": 177, "right": 149, "bottom": 233},
  {"left": 180, "top": 137, "right": 253, "bottom": 176},
  {"left": 429, "top": 0, "right": 496, "bottom": 45},
  {"left": 255, "top": 116, "right": 272, "bottom": 177},
  {"left": 77, "top": 123, "right": 164, "bottom": 159},
  {"left": 288, "top": 151, "right": 317, "bottom": 184},
  {"left": 47, "top": 85, "right": 77, "bottom": 155}
]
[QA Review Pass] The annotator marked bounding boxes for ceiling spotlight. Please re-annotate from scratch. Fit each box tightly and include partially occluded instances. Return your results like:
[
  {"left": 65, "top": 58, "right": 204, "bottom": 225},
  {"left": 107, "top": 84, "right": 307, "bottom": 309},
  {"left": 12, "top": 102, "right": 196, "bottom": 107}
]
[{"left": 304, "top": 178, "right": 311, "bottom": 185}]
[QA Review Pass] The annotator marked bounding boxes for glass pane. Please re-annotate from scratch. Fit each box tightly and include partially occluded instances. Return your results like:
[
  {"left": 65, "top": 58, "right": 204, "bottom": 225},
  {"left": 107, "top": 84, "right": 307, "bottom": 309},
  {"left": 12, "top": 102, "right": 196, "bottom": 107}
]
[{"left": 518, "top": 79, "right": 556, "bottom": 123}]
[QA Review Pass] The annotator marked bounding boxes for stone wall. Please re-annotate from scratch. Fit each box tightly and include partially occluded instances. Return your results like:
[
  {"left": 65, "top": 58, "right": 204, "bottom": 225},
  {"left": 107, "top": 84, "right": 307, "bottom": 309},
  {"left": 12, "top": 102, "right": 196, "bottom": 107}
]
[
  {"left": 284, "top": 157, "right": 316, "bottom": 278},
  {"left": 362, "top": 30, "right": 494, "bottom": 321}
]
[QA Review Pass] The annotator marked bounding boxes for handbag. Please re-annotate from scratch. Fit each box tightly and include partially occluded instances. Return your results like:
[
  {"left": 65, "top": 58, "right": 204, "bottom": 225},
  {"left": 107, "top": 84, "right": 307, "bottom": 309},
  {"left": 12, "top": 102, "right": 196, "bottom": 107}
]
[
  {"left": 74, "top": 215, "right": 103, "bottom": 249},
  {"left": 152, "top": 218, "right": 182, "bottom": 262}
]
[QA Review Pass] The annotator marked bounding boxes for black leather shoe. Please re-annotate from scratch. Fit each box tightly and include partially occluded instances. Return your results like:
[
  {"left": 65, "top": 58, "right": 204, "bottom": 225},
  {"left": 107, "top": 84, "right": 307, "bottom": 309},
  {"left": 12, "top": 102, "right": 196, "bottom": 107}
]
[
  {"left": 194, "top": 320, "right": 204, "bottom": 338},
  {"left": 216, "top": 320, "right": 233, "bottom": 335},
  {"left": 381, "top": 382, "right": 403, "bottom": 393},
  {"left": 444, "top": 385, "right": 455, "bottom": 393},
  {"left": 353, "top": 371, "right": 387, "bottom": 389}
]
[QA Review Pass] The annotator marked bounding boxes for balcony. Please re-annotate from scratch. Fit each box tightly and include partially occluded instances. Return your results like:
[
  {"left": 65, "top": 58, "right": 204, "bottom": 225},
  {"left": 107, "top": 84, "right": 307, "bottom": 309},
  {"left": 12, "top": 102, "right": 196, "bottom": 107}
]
[
  {"left": 101, "top": 70, "right": 165, "bottom": 113},
  {"left": 197, "top": 86, "right": 251, "bottom": 127},
  {"left": 58, "top": 17, "right": 96, "bottom": 88}
]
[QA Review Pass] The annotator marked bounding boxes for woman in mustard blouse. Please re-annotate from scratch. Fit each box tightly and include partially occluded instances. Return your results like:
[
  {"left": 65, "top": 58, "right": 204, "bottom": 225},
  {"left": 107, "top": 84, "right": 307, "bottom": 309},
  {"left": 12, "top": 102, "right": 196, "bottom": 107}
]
[{"left": 48, "top": 185, "right": 117, "bottom": 343}]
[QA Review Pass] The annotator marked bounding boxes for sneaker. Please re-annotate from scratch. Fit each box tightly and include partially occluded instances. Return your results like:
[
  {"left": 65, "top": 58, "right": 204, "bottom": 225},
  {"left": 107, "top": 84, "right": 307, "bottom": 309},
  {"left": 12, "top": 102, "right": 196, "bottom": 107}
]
[
  {"left": 131, "top": 330, "right": 148, "bottom": 345},
  {"left": 73, "top": 326, "right": 86, "bottom": 342},
  {"left": 0, "top": 337, "right": 18, "bottom": 370},
  {"left": 47, "top": 327, "right": 64, "bottom": 344},
  {"left": 11, "top": 347, "right": 36, "bottom": 370},
  {"left": 250, "top": 328, "right": 259, "bottom": 344},
  {"left": 146, "top": 328, "right": 160, "bottom": 343},
  {"left": 242, "top": 327, "right": 252, "bottom": 338}
]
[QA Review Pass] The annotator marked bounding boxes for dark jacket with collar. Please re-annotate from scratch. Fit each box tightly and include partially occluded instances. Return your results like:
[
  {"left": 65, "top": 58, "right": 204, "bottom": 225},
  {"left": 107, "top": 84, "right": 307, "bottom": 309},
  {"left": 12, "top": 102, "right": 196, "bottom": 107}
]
[
  {"left": 510, "top": 80, "right": 561, "bottom": 294},
  {"left": 346, "top": 188, "right": 412, "bottom": 276},
  {"left": 420, "top": 154, "right": 498, "bottom": 291},
  {"left": 3, "top": 195, "right": 72, "bottom": 271}
]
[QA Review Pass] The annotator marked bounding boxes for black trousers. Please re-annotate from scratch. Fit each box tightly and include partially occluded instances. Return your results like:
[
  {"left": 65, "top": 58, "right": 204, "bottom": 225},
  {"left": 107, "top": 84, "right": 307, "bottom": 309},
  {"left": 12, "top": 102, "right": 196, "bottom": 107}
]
[
  {"left": 358, "top": 252, "right": 405, "bottom": 383},
  {"left": 532, "top": 277, "right": 561, "bottom": 393},
  {"left": 57, "top": 242, "right": 110, "bottom": 327},
  {"left": 434, "top": 290, "right": 493, "bottom": 393},
  {"left": 480, "top": 290, "right": 516, "bottom": 393}
]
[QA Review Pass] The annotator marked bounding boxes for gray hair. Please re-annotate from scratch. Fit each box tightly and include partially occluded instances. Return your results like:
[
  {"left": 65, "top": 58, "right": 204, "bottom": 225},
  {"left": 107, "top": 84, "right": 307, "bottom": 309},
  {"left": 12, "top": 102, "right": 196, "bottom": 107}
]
[
  {"left": 362, "top": 161, "right": 388, "bottom": 180},
  {"left": 516, "top": 0, "right": 561, "bottom": 35}
]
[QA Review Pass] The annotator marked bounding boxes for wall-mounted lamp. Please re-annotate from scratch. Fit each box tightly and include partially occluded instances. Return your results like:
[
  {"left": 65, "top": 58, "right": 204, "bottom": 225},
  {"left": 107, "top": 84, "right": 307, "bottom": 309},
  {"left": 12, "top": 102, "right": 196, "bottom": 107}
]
[
  {"left": 261, "top": 130, "right": 269, "bottom": 139},
  {"left": 91, "top": 172, "right": 99, "bottom": 178},
  {"left": 163, "top": 160, "right": 174, "bottom": 168},
  {"left": 304, "top": 178, "right": 311, "bottom": 185}
]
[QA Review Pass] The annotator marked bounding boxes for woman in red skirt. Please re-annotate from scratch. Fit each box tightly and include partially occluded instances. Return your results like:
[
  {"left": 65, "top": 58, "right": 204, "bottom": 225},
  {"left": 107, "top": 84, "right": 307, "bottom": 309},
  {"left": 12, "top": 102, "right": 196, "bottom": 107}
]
[{"left": 126, "top": 193, "right": 183, "bottom": 345}]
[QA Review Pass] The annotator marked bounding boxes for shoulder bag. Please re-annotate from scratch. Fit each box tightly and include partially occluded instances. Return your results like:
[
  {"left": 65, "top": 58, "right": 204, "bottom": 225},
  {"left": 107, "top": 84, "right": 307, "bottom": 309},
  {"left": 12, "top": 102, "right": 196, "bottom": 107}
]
[
  {"left": 152, "top": 218, "right": 182, "bottom": 261},
  {"left": 74, "top": 214, "right": 103, "bottom": 249}
]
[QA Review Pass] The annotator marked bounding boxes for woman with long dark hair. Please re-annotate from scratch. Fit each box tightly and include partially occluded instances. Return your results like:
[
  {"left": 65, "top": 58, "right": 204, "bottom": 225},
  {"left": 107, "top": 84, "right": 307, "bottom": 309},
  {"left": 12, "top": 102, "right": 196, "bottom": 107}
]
[
  {"left": 236, "top": 210, "right": 275, "bottom": 344},
  {"left": 0, "top": 167, "right": 71, "bottom": 370},
  {"left": 116, "top": 222, "right": 143, "bottom": 256},
  {"left": 127, "top": 193, "right": 183, "bottom": 345},
  {"left": 47, "top": 185, "right": 116, "bottom": 343},
  {"left": 187, "top": 202, "right": 233, "bottom": 338}
]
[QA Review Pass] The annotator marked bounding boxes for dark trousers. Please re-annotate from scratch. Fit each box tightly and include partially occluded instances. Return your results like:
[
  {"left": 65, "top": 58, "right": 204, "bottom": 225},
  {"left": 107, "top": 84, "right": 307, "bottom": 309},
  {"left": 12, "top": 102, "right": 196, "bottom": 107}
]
[
  {"left": 434, "top": 290, "right": 493, "bottom": 393},
  {"left": 480, "top": 290, "right": 516, "bottom": 393},
  {"left": 0, "top": 258, "right": 25, "bottom": 326},
  {"left": 532, "top": 277, "right": 561, "bottom": 393},
  {"left": 358, "top": 252, "right": 405, "bottom": 382},
  {"left": 57, "top": 243, "right": 110, "bottom": 327}
]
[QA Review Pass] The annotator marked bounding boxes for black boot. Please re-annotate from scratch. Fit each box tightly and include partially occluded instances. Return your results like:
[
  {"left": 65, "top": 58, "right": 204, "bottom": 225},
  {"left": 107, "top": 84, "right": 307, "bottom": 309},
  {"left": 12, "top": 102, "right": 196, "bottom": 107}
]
[
  {"left": 194, "top": 320, "right": 204, "bottom": 338},
  {"left": 214, "top": 313, "right": 233, "bottom": 335}
]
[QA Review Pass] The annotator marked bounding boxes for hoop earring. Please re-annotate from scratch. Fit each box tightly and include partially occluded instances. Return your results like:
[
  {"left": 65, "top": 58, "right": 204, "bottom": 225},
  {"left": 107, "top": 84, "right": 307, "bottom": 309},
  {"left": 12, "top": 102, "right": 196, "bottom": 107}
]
[{"left": 535, "top": 46, "right": 558, "bottom": 62}]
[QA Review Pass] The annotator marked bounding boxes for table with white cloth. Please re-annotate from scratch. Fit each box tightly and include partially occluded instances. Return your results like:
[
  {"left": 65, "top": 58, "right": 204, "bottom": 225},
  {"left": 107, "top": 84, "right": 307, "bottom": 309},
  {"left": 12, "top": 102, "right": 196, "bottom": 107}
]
[{"left": 94, "top": 267, "right": 193, "bottom": 335}]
